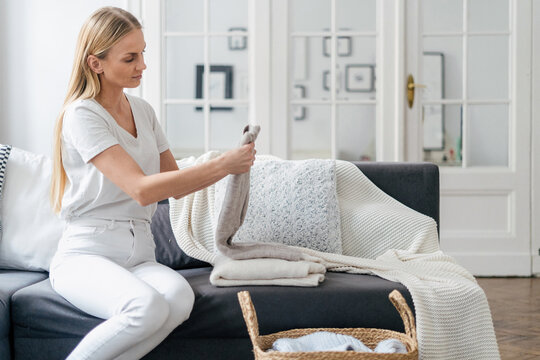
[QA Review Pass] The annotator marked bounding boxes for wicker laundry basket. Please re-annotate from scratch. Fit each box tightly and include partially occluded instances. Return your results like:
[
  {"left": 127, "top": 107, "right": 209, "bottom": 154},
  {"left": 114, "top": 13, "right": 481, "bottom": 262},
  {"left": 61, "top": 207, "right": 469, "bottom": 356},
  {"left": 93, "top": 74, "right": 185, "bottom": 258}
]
[{"left": 237, "top": 290, "right": 418, "bottom": 360}]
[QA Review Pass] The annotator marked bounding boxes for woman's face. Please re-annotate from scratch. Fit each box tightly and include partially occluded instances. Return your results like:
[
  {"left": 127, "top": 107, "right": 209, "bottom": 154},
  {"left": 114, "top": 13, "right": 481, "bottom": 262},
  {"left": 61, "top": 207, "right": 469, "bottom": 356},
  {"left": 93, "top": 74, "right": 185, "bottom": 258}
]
[{"left": 98, "top": 29, "right": 147, "bottom": 90}]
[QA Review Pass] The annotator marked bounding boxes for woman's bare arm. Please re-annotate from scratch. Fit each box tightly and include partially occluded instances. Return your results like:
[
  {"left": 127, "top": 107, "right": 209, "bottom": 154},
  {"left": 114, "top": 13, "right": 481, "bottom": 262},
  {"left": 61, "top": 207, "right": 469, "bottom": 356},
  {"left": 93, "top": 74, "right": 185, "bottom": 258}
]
[
  {"left": 159, "top": 149, "right": 180, "bottom": 173},
  {"left": 90, "top": 143, "right": 255, "bottom": 206}
]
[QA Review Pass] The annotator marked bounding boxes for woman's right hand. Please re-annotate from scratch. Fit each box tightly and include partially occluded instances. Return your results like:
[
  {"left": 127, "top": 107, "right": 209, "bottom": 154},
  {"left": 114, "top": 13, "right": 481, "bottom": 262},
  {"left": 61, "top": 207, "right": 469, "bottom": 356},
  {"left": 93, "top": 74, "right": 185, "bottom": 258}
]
[{"left": 219, "top": 142, "right": 256, "bottom": 175}]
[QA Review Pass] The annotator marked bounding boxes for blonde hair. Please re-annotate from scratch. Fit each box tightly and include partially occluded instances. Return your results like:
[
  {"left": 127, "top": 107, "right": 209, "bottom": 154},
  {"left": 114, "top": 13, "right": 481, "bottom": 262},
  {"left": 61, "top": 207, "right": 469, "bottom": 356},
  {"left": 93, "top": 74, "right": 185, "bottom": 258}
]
[{"left": 50, "top": 7, "right": 141, "bottom": 213}]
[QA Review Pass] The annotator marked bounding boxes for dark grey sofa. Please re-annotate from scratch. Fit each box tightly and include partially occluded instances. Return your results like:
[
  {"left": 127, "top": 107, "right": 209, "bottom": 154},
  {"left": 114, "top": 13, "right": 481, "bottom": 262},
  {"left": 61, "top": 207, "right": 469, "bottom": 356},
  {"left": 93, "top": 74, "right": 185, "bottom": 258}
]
[{"left": 2, "top": 162, "right": 439, "bottom": 360}]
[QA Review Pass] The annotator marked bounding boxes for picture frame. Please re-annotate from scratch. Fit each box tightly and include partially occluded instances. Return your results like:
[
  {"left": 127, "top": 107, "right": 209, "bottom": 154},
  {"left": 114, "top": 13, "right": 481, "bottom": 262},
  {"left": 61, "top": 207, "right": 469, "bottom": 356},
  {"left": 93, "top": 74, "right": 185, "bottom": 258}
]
[
  {"left": 292, "top": 84, "right": 306, "bottom": 120},
  {"left": 195, "top": 65, "right": 233, "bottom": 111},
  {"left": 228, "top": 27, "right": 247, "bottom": 51},
  {"left": 345, "top": 64, "right": 375, "bottom": 92},
  {"left": 322, "top": 70, "right": 341, "bottom": 92},
  {"left": 323, "top": 36, "right": 352, "bottom": 57},
  {"left": 323, "top": 70, "right": 330, "bottom": 91},
  {"left": 422, "top": 51, "right": 445, "bottom": 150}
]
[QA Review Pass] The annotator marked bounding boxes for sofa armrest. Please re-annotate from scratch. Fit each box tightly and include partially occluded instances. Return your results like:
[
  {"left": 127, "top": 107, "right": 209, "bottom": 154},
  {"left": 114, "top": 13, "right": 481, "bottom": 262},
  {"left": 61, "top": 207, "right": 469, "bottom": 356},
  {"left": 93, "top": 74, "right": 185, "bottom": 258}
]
[{"left": 353, "top": 162, "right": 439, "bottom": 231}]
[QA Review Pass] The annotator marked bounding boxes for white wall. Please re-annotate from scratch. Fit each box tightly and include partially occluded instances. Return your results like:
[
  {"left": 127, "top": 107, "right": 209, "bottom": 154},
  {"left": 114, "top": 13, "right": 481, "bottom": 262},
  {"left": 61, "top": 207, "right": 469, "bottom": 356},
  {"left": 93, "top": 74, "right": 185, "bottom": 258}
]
[
  {"left": 0, "top": 0, "right": 124, "bottom": 157},
  {"left": 532, "top": 0, "right": 540, "bottom": 274}
]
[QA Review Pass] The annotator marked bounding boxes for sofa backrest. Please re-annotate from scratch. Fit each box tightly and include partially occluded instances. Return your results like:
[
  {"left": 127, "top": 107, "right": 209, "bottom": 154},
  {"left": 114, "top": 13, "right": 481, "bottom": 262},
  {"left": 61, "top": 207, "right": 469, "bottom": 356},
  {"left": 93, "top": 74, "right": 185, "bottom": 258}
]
[
  {"left": 354, "top": 162, "right": 440, "bottom": 230},
  {"left": 152, "top": 161, "right": 440, "bottom": 270}
]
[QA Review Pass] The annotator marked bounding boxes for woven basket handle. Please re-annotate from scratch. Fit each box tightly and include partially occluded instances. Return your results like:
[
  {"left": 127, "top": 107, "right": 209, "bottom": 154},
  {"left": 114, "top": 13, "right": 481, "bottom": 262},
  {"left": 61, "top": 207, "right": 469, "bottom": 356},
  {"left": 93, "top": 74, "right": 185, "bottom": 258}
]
[
  {"left": 237, "top": 291, "right": 261, "bottom": 349},
  {"left": 389, "top": 290, "right": 417, "bottom": 343}
]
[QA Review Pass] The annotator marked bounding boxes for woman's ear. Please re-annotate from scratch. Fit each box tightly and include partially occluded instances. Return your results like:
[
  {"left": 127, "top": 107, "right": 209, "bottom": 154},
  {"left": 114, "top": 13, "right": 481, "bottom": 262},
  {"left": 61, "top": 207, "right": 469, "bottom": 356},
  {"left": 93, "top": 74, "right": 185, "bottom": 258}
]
[{"left": 87, "top": 55, "right": 103, "bottom": 74}]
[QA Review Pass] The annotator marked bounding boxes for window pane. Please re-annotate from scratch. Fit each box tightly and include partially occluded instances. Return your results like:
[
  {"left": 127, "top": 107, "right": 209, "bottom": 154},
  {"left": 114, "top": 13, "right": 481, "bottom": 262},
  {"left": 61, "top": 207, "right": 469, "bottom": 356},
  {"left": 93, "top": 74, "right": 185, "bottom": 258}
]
[
  {"left": 336, "top": 0, "right": 376, "bottom": 32},
  {"left": 290, "top": 0, "right": 330, "bottom": 32},
  {"left": 423, "top": 104, "right": 463, "bottom": 166},
  {"left": 423, "top": 0, "right": 463, "bottom": 33},
  {"left": 166, "top": 37, "right": 203, "bottom": 99},
  {"left": 337, "top": 105, "right": 376, "bottom": 161},
  {"left": 291, "top": 36, "right": 330, "bottom": 101},
  {"left": 209, "top": 0, "right": 248, "bottom": 33},
  {"left": 209, "top": 37, "right": 248, "bottom": 101},
  {"left": 337, "top": 37, "right": 376, "bottom": 101},
  {"left": 165, "top": 0, "right": 203, "bottom": 33},
  {"left": 290, "top": 105, "right": 331, "bottom": 159},
  {"left": 423, "top": 37, "right": 462, "bottom": 100},
  {"left": 467, "top": 105, "right": 508, "bottom": 167},
  {"left": 468, "top": 36, "right": 509, "bottom": 99},
  {"left": 166, "top": 105, "right": 205, "bottom": 159},
  {"left": 468, "top": 0, "right": 509, "bottom": 32},
  {"left": 210, "top": 106, "right": 249, "bottom": 151}
]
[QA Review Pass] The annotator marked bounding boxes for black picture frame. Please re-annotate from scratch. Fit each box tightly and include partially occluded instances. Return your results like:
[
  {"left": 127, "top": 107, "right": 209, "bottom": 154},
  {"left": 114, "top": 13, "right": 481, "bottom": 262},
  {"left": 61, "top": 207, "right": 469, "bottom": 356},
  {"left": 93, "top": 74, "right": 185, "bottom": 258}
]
[
  {"left": 323, "top": 36, "right": 352, "bottom": 57},
  {"left": 345, "top": 64, "right": 375, "bottom": 92},
  {"left": 322, "top": 70, "right": 343, "bottom": 92},
  {"left": 292, "top": 84, "right": 306, "bottom": 121},
  {"left": 228, "top": 27, "right": 247, "bottom": 51},
  {"left": 322, "top": 70, "right": 330, "bottom": 91},
  {"left": 195, "top": 65, "right": 233, "bottom": 111}
]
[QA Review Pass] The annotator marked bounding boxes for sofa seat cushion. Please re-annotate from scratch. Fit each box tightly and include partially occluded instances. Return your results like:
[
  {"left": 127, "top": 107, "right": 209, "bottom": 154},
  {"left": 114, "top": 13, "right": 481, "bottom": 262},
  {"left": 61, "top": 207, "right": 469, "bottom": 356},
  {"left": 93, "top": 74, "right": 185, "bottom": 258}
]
[
  {"left": 173, "top": 268, "right": 414, "bottom": 338},
  {"left": 0, "top": 271, "right": 48, "bottom": 337},
  {"left": 0, "top": 270, "right": 48, "bottom": 359},
  {"left": 11, "top": 268, "right": 413, "bottom": 341},
  {"left": 11, "top": 279, "right": 101, "bottom": 338}
]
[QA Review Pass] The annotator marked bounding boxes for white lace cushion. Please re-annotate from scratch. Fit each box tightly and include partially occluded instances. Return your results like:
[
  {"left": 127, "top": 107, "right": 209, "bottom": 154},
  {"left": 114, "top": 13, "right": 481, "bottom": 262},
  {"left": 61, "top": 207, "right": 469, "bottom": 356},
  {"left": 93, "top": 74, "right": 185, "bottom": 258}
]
[{"left": 214, "top": 159, "right": 342, "bottom": 254}]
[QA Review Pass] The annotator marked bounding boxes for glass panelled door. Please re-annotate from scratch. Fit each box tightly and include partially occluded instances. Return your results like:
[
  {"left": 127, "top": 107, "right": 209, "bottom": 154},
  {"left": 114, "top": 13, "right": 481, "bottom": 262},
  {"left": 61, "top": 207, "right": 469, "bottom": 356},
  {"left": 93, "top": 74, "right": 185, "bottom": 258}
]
[
  {"left": 274, "top": 0, "right": 378, "bottom": 161},
  {"left": 417, "top": 0, "right": 510, "bottom": 167},
  {"left": 162, "top": 0, "right": 250, "bottom": 158},
  {"left": 406, "top": 0, "right": 532, "bottom": 275}
]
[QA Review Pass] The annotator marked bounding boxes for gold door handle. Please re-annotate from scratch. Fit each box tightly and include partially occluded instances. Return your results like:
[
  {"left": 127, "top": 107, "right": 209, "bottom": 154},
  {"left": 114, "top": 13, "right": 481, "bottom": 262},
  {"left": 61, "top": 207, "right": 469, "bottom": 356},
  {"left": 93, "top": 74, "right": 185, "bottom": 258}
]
[{"left": 407, "top": 74, "right": 426, "bottom": 108}]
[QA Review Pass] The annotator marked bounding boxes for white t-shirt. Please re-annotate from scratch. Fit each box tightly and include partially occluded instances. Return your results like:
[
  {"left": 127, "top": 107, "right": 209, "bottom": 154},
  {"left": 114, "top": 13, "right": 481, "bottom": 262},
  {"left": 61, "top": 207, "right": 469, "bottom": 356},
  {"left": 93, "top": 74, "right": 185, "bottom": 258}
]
[{"left": 60, "top": 93, "right": 169, "bottom": 222}]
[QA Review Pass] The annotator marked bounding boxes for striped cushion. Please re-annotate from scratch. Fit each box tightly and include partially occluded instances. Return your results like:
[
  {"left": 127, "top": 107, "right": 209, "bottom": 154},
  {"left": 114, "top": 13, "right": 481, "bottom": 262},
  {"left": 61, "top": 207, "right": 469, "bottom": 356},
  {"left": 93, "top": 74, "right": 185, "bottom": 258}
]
[{"left": 0, "top": 145, "right": 12, "bottom": 236}]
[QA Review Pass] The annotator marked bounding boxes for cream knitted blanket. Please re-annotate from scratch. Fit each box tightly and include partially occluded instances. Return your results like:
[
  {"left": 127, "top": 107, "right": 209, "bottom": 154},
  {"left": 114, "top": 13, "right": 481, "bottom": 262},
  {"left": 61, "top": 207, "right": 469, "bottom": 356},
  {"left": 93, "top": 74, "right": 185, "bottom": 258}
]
[{"left": 169, "top": 152, "right": 500, "bottom": 360}]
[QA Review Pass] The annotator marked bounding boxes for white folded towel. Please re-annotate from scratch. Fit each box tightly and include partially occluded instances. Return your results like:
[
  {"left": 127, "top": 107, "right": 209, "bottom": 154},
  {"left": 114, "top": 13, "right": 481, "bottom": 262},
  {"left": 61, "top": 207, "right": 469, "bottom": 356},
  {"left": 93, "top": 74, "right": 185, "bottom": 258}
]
[{"left": 210, "top": 255, "right": 325, "bottom": 287}]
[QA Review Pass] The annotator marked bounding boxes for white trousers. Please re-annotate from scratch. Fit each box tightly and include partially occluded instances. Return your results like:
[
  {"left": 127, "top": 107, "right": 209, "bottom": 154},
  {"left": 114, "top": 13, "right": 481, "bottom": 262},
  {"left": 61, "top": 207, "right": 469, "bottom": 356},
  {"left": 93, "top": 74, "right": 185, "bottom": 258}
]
[{"left": 49, "top": 218, "right": 195, "bottom": 360}]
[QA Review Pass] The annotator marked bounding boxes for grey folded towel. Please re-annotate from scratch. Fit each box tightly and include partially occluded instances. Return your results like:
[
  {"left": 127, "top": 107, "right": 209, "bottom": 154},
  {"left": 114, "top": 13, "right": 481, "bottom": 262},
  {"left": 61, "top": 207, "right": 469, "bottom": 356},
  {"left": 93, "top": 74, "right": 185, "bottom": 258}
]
[{"left": 214, "top": 125, "right": 307, "bottom": 261}]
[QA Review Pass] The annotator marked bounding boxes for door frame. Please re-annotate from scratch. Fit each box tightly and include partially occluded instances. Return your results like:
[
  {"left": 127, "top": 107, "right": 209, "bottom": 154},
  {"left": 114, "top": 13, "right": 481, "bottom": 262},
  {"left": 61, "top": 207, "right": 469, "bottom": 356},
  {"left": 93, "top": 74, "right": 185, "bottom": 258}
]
[{"left": 532, "top": 0, "right": 540, "bottom": 275}]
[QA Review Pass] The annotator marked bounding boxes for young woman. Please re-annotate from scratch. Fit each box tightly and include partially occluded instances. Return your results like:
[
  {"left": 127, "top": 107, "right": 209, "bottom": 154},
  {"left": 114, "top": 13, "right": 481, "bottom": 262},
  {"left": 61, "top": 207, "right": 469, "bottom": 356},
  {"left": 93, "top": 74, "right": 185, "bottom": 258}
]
[{"left": 49, "top": 7, "right": 255, "bottom": 360}]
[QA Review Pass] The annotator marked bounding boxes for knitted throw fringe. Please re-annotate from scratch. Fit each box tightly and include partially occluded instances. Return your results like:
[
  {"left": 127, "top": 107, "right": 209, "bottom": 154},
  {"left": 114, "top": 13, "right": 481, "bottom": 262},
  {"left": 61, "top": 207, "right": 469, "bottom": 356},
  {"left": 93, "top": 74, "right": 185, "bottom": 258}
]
[{"left": 169, "top": 153, "right": 500, "bottom": 360}]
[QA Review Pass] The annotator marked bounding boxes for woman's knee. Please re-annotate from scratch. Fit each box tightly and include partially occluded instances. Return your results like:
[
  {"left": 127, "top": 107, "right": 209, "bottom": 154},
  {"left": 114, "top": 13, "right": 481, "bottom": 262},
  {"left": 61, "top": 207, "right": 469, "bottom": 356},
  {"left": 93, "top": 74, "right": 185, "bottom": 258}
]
[
  {"left": 124, "top": 290, "right": 170, "bottom": 336},
  {"left": 165, "top": 278, "right": 195, "bottom": 327}
]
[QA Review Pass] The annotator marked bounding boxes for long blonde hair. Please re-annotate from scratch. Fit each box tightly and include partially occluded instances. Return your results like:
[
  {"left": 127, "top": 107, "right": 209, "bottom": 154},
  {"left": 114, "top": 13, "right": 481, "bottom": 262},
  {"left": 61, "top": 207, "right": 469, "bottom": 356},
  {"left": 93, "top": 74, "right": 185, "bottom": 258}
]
[{"left": 50, "top": 7, "right": 141, "bottom": 213}]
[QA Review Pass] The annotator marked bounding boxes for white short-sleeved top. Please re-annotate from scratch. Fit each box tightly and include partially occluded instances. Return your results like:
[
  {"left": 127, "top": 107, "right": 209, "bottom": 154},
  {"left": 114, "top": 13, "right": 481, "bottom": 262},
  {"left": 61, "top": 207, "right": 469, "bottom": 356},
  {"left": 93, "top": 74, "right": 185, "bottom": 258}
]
[{"left": 60, "top": 93, "right": 169, "bottom": 222}]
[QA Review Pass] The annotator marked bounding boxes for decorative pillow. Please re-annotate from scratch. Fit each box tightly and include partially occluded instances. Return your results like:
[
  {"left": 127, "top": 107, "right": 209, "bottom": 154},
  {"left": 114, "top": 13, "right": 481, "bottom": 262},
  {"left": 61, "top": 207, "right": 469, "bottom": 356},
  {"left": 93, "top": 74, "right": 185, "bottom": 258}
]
[
  {"left": 0, "top": 145, "right": 11, "bottom": 244},
  {"left": 214, "top": 159, "right": 342, "bottom": 254},
  {"left": 152, "top": 201, "right": 210, "bottom": 269},
  {"left": 0, "top": 145, "right": 65, "bottom": 271}
]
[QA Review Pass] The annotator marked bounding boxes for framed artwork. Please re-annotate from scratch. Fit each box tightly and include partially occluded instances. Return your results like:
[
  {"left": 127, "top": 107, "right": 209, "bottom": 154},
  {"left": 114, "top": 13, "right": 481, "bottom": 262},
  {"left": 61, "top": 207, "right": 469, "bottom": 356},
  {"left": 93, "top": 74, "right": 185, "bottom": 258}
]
[
  {"left": 323, "top": 70, "right": 330, "bottom": 91},
  {"left": 228, "top": 27, "right": 247, "bottom": 51},
  {"left": 195, "top": 65, "right": 233, "bottom": 111},
  {"left": 292, "top": 84, "right": 306, "bottom": 120},
  {"left": 322, "top": 70, "right": 341, "bottom": 92},
  {"left": 345, "top": 64, "right": 375, "bottom": 92},
  {"left": 422, "top": 51, "right": 445, "bottom": 150},
  {"left": 323, "top": 36, "right": 352, "bottom": 57}
]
